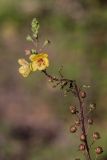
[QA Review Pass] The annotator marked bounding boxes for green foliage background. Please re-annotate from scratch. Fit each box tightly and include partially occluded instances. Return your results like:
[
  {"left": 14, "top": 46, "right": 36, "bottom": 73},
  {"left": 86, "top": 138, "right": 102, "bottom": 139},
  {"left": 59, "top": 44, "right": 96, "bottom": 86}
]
[{"left": 0, "top": 0, "right": 107, "bottom": 159}]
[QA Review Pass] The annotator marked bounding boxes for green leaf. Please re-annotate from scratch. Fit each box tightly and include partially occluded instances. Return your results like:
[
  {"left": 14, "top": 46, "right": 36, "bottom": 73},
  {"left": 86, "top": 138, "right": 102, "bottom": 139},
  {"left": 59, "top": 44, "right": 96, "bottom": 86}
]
[
  {"left": 31, "top": 18, "right": 40, "bottom": 38},
  {"left": 43, "top": 40, "right": 51, "bottom": 47},
  {"left": 31, "top": 49, "right": 37, "bottom": 54},
  {"left": 26, "top": 35, "right": 33, "bottom": 42}
]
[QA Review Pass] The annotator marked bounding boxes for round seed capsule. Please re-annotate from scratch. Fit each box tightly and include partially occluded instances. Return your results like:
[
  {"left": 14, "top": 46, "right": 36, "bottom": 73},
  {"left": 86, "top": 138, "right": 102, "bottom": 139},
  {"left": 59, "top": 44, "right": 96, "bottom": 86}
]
[
  {"left": 80, "top": 134, "right": 85, "bottom": 141},
  {"left": 88, "top": 118, "right": 93, "bottom": 125},
  {"left": 80, "top": 91, "right": 86, "bottom": 98},
  {"left": 93, "top": 132, "right": 100, "bottom": 140},
  {"left": 79, "top": 144, "right": 86, "bottom": 151},
  {"left": 95, "top": 146, "right": 103, "bottom": 154},
  {"left": 69, "top": 106, "right": 77, "bottom": 114},
  {"left": 70, "top": 126, "right": 77, "bottom": 133}
]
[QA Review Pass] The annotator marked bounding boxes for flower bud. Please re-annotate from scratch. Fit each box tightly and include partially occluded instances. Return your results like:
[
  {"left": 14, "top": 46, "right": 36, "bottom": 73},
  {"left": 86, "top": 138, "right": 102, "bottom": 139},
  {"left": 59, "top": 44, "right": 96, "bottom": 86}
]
[
  {"left": 80, "top": 134, "right": 85, "bottom": 141},
  {"left": 95, "top": 146, "right": 103, "bottom": 154},
  {"left": 79, "top": 144, "right": 85, "bottom": 151},
  {"left": 88, "top": 118, "right": 93, "bottom": 125},
  {"left": 70, "top": 126, "right": 77, "bottom": 133},
  {"left": 69, "top": 106, "right": 77, "bottom": 114},
  {"left": 80, "top": 91, "right": 86, "bottom": 98},
  {"left": 75, "top": 120, "right": 80, "bottom": 126},
  {"left": 93, "top": 132, "right": 100, "bottom": 140},
  {"left": 25, "top": 49, "right": 31, "bottom": 55}
]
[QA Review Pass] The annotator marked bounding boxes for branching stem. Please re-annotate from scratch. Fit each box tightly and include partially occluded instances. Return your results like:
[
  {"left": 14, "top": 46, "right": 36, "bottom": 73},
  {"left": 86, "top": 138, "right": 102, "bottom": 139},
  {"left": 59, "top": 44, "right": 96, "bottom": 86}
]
[
  {"left": 74, "top": 83, "right": 92, "bottom": 160},
  {"left": 42, "top": 69, "right": 92, "bottom": 160}
]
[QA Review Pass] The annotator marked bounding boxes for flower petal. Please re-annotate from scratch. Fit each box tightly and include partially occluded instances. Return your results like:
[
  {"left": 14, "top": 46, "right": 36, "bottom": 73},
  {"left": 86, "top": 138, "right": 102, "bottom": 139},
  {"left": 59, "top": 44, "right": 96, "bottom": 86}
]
[
  {"left": 31, "top": 62, "right": 38, "bottom": 71},
  {"left": 18, "top": 59, "right": 29, "bottom": 65},
  {"left": 19, "top": 65, "right": 31, "bottom": 77},
  {"left": 29, "top": 54, "right": 37, "bottom": 61}
]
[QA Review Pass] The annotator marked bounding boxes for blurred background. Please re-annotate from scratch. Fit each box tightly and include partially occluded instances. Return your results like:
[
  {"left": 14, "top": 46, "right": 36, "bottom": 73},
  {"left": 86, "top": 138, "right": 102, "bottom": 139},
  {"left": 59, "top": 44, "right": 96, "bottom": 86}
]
[{"left": 0, "top": 0, "right": 107, "bottom": 159}]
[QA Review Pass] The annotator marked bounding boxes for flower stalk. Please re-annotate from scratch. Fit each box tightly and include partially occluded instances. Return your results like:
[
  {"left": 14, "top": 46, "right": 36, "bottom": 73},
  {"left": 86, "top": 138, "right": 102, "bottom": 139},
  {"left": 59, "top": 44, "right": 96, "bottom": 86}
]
[
  {"left": 18, "top": 18, "right": 103, "bottom": 160},
  {"left": 43, "top": 70, "right": 92, "bottom": 160}
]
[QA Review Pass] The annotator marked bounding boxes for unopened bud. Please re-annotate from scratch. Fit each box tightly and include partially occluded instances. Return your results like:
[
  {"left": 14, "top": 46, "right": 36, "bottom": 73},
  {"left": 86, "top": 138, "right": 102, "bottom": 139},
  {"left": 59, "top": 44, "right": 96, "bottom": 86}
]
[
  {"left": 70, "top": 126, "right": 77, "bottom": 133},
  {"left": 95, "top": 146, "right": 103, "bottom": 154},
  {"left": 80, "top": 91, "right": 86, "bottom": 98},
  {"left": 75, "top": 120, "right": 80, "bottom": 126},
  {"left": 25, "top": 49, "right": 31, "bottom": 55},
  {"left": 88, "top": 118, "right": 93, "bottom": 125},
  {"left": 69, "top": 106, "right": 77, "bottom": 114},
  {"left": 80, "top": 134, "right": 85, "bottom": 141},
  {"left": 93, "top": 132, "right": 100, "bottom": 140},
  {"left": 79, "top": 144, "right": 85, "bottom": 151}
]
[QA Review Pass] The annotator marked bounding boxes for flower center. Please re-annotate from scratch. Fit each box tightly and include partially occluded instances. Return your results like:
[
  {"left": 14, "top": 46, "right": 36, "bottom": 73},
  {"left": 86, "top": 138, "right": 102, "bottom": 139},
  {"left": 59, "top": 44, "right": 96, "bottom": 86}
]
[{"left": 37, "top": 58, "right": 45, "bottom": 66}]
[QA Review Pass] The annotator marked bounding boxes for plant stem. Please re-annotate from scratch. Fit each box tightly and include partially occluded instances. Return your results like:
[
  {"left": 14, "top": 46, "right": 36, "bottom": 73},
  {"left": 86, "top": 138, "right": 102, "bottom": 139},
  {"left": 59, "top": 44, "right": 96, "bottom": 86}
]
[
  {"left": 74, "top": 83, "right": 92, "bottom": 160},
  {"left": 42, "top": 70, "right": 74, "bottom": 83},
  {"left": 42, "top": 69, "right": 92, "bottom": 160}
]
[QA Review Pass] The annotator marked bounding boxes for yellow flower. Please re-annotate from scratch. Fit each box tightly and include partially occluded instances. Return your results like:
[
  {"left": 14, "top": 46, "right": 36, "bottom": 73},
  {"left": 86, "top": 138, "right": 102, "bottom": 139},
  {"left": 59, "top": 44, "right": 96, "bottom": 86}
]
[
  {"left": 29, "top": 53, "right": 49, "bottom": 71},
  {"left": 18, "top": 59, "right": 31, "bottom": 77}
]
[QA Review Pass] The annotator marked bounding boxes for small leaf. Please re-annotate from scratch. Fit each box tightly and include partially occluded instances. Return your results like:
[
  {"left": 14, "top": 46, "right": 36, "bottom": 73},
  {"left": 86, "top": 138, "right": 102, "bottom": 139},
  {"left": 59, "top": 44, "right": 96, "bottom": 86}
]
[
  {"left": 26, "top": 35, "right": 33, "bottom": 42},
  {"left": 43, "top": 40, "right": 51, "bottom": 47},
  {"left": 31, "top": 18, "right": 40, "bottom": 38},
  {"left": 31, "top": 49, "right": 37, "bottom": 54},
  {"left": 82, "top": 85, "right": 91, "bottom": 88}
]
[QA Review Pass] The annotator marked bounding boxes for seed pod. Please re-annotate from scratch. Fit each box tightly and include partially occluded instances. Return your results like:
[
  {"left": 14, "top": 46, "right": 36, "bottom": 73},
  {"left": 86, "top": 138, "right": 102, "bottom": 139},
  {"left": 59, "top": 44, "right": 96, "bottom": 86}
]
[
  {"left": 69, "top": 106, "right": 77, "bottom": 114},
  {"left": 80, "top": 91, "right": 86, "bottom": 98},
  {"left": 88, "top": 118, "right": 93, "bottom": 125},
  {"left": 95, "top": 146, "right": 103, "bottom": 154},
  {"left": 70, "top": 126, "right": 77, "bottom": 133},
  {"left": 80, "top": 134, "right": 85, "bottom": 141},
  {"left": 79, "top": 144, "right": 86, "bottom": 151},
  {"left": 75, "top": 120, "right": 80, "bottom": 126},
  {"left": 93, "top": 132, "right": 100, "bottom": 140},
  {"left": 89, "top": 103, "right": 96, "bottom": 111}
]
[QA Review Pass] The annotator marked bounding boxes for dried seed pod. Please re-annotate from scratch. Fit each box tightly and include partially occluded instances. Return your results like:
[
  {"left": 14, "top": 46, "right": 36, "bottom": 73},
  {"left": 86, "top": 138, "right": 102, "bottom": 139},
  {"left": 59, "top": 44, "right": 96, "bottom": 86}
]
[
  {"left": 89, "top": 103, "right": 96, "bottom": 111},
  {"left": 80, "top": 134, "right": 85, "bottom": 141},
  {"left": 93, "top": 132, "right": 100, "bottom": 140},
  {"left": 69, "top": 106, "right": 77, "bottom": 114},
  {"left": 95, "top": 146, "right": 103, "bottom": 154},
  {"left": 79, "top": 144, "right": 86, "bottom": 151},
  {"left": 70, "top": 126, "right": 77, "bottom": 133},
  {"left": 88, "top": 118, "right": 93, "bottom": 125},
  {"left": 75, "top": 120, "right": 80, "bottom": 126},
  {"left": 80, "top": 91, "right": 86, "bottom": 98}
]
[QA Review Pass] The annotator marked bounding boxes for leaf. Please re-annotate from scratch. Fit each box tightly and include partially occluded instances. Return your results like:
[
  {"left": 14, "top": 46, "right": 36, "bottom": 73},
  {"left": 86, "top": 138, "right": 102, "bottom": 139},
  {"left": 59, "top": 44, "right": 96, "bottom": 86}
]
[
  {"left": 26, "top": 35, "right": 33, "bottom": 42},
  {"left": 31, "top": 18, "right": 40, "bottom": 38}
]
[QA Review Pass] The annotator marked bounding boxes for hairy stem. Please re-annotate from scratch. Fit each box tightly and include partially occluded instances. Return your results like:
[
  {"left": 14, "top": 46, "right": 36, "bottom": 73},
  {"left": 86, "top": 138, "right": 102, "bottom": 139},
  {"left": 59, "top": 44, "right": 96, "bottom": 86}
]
[
  {"left": 74, "top": 83, "right": 92, "bottom": 160},
  {"left": 42, "top": 70, "right": 74, "bottom": 83},
  {"left": 42, "top": 69, "right": 92, "bottom": 160}
]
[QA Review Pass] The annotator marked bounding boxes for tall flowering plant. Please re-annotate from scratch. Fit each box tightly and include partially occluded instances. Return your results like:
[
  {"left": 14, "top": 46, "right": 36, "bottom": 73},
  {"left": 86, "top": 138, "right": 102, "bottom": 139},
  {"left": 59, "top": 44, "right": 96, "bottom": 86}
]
[{"left": 18, "top": 18, "right": 103, "bottom": 160}]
